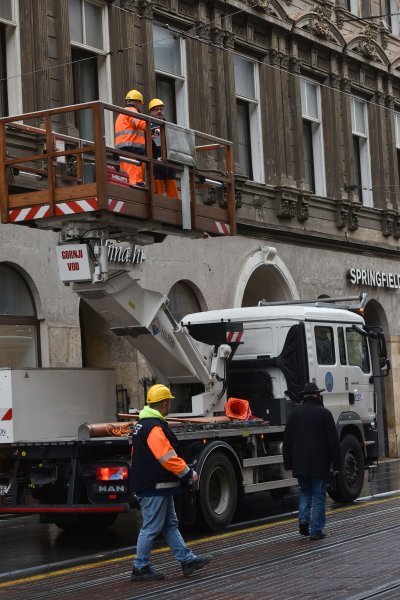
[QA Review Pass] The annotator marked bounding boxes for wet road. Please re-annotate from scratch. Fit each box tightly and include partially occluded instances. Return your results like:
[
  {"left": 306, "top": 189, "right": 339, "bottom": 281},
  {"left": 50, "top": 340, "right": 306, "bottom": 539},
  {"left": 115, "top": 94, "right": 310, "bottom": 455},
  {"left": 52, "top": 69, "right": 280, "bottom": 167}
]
[{"left": 1, "top": 458, "right": 400, "bottom": 579}]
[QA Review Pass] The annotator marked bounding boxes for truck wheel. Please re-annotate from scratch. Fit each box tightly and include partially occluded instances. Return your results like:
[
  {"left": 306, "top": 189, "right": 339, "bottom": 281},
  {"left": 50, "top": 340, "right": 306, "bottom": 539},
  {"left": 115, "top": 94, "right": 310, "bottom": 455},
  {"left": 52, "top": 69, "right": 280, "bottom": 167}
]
[
  {"left": 328, "top": 434, "right": 365, "bottom": 503},
  {"left": 198, "top": 451, "right": 237, "bottom": 531}
]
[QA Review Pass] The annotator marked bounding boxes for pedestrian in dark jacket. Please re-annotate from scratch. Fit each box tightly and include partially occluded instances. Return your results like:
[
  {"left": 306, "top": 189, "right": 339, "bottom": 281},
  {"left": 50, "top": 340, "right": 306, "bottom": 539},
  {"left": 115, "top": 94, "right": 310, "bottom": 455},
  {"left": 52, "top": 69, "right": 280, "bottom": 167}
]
[
  {"left": 130, "top": 383, "right": 211, "bottom": 581},
  {"left": 283, "top": 382, "right": 341, "bottom": 540}
]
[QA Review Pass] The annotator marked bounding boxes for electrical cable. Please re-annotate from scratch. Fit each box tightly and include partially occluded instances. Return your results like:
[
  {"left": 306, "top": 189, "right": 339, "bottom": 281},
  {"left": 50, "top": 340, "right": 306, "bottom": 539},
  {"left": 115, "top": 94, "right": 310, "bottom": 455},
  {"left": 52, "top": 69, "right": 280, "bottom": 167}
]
[{"left": 3, "top": 2, "right": 400, "bottom": 194}]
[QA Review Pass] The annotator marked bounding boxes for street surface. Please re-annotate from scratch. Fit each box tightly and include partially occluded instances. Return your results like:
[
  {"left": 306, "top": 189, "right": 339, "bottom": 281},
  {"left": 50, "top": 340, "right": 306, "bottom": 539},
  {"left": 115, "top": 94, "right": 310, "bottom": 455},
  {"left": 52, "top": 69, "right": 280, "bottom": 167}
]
[{"left": 1, "top": 458, "right": 400, "bottom": 599}]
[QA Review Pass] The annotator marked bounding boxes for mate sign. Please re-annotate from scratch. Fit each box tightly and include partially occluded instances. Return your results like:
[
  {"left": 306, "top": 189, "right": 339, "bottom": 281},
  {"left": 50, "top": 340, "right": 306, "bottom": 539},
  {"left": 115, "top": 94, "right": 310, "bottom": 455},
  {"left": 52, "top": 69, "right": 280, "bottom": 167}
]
[{"left": 56, "top": 241, "right": 146, "bottom": 282}]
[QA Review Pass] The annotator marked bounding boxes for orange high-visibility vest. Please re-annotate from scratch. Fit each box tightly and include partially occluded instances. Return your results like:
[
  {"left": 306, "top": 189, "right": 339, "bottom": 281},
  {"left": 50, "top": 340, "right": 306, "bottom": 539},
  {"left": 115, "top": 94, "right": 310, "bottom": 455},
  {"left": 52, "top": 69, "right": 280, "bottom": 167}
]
[{"left": 114, "top": 106, "right": 146, "bottom": 154}]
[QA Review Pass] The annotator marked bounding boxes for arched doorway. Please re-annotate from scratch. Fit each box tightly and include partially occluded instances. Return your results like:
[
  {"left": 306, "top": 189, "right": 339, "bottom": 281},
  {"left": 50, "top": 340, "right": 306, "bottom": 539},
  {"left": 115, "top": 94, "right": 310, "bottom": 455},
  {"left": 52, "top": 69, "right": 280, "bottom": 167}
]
[
  {"left": 364, "top": 299, "right": 390, "bottom": 457},
  {"left": 0, "top": 263, "right": 40, "bottom": 368},
  {"left": 168, "top": 280, "right": 203, "bottom": 321},
  {"left": 235, "top": 247, "right": 298, "bottom": 307}
]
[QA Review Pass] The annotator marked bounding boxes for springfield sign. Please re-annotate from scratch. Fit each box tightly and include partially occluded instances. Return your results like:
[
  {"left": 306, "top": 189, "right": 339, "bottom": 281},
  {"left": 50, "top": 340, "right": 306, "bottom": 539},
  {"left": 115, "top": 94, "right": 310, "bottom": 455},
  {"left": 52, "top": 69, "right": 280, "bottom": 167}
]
[
  {"left": 56, "top": 241, "right": 146, "bottom": 282},
  {"left": 348, "top": 267, "right": 400, "bottom": 290}
]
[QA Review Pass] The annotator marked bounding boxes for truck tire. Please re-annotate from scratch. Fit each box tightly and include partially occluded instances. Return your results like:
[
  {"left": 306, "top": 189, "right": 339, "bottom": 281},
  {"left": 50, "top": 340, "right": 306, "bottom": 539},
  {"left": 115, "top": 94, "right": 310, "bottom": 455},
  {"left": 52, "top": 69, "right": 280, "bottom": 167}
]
[
  {"left": 328, "top": 434, "right": 365, "bottom": 503},
  {"left": 198, "top": 451, "right": 237, "bottom": 531}
]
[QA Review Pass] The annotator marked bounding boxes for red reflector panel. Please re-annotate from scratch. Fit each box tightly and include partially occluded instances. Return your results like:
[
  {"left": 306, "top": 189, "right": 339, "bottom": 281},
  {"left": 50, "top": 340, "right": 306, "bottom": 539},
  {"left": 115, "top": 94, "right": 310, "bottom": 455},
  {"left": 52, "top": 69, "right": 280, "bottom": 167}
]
[{"left": 96, "top": 466, "right": 128, "bottom": 481}]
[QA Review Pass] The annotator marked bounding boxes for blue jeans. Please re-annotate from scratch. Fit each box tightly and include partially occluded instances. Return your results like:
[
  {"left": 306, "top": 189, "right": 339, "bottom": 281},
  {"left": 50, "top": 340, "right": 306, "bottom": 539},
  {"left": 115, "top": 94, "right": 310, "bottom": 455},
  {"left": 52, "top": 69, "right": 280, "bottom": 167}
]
[
  {"left": 297, "top": 477, "right": 327, "bottom": 535},
  {"left": 134, "top": 495, "right": 196, "bottom": 569}
]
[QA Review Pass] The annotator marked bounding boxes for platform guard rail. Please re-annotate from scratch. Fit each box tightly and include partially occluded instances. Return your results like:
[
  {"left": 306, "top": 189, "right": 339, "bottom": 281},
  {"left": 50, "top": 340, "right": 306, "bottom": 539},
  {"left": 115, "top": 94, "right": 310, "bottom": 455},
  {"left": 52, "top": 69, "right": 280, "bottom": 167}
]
[{"left": 0, "top": 101, "right": 235, "bottom": 237}]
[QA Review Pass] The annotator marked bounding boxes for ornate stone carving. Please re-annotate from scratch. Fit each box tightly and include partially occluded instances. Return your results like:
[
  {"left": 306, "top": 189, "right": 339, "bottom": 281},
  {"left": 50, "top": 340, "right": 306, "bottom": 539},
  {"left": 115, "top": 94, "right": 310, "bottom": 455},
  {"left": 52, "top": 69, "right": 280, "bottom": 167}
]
[
  {"left": 137, "top": 0, "right": 153, "bottom": 17},
  {"left": 253, "top": 31, "right": 268, "bottom": 46},
  {"left": 289, "top": 57, "right": 301, "bottom": 73},
  {"left": 308, "top": 6, "right": 331, "bottom": 39},
  {"left": 232, "top": 22, "right": 245, "bottom": 38},
  {"left": 340, "top": 77, "right": 351, "bottom": 93},
  {"left": 336, "top": 202, "right": 349, "bottom": 229},
  {"left": 329, "top": 73, "right": 340, "bottom": 89},
  {"left": 386, "top": 94, "right": 395, "bottom": 110},
  {"left": 382, "top": 210, "right": 396, "bottom": 237},
  {"left": 122, "top": 0, "right": 137, "bottom": 10},
  {"left": 235, "top": 188, "right": 243, "bottom": 209},
  {"left": 253, "top": 194, "right": 268, "bottom": 209},
  {"left": 248, "top": 0, "right": 274, "bottom": 14},
  {"left": 277, "top": 196, "right": 296, "bottom": 219},
  {"left": 348, "top": 205, "right": 359, "bottom": 232},
  {"left": 381, "top": 30, "right": 389, "bottom": 50},
  {"left": 394, "top": 215, "right": 400, "bottom": 239},
  {"left": 334, "top": 6, "right": 346, "bottom": 29},
  {"left": 280, "top": 54, "right": 289, "bottom": 70},
  {"left": 223, "top": 30, "right": 235, "bottom": 49},
  {"left": 358, "top": 26, "right": 378, "bottom": 61},
  {"left": 348, "top": 69, "right": 359, "bottom": 83},
  {"left": 297, "top": 195, "right": 309, "bottom": 221},
  {"left": 375, "top": 91, "right": 385, "bottom": 106},
  {"left": 196, "top": 21, "right": 210, "bottom": 40},
  {"left": 269, "top": 49, "right": 282, "bottom": 66},
  {"left": 178, "top": 1, "right": 194, "bottom": 17},
  {"left": 211, "top": 27, "right": 224, "bottom": 46}
]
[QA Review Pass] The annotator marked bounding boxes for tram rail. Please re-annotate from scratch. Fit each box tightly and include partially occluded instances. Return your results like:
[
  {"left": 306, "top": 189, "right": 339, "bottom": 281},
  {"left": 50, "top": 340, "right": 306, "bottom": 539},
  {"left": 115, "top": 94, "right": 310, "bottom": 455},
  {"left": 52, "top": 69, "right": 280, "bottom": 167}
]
[{"left": 2, "top": 494, "right": 400, "bottom": 599}]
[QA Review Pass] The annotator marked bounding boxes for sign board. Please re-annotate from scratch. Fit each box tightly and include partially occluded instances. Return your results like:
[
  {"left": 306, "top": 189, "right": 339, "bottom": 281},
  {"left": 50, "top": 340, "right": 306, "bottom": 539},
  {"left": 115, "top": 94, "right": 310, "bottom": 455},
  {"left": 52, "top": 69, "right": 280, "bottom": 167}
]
[
  {"left": 56, "top": 244, "right": 91, "bottom": 282},
  {"left": 347, "top": 268, "right": 400, "bottom": 290}
]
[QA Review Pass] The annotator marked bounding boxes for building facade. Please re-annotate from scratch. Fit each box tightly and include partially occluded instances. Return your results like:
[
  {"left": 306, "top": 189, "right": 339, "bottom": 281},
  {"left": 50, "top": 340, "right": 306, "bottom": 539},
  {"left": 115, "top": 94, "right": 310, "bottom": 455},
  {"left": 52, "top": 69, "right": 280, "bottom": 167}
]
[{"left": 1, "top": 0, "right": 400, "bottom": 456}]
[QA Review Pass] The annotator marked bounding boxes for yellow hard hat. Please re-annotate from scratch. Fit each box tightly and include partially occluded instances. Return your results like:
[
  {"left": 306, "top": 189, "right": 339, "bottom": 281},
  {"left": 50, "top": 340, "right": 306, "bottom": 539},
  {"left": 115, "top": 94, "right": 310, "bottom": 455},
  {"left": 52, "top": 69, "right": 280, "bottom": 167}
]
[
  {"left": 146, "top": 384, "right": 174, "bottom": 404},
  {"left": 148, "top": 98, "right": 164, "bottom": 111},
  {"left": 125, "top": 89, "right": 144, "bottom": 103}
]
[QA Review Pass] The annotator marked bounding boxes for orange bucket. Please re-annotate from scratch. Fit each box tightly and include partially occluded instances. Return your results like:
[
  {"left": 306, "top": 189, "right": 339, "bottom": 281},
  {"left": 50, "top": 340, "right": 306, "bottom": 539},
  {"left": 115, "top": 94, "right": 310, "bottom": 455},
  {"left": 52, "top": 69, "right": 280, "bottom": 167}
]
[{"left": 225, "top": 397, "right": 251, "bottom": 420}]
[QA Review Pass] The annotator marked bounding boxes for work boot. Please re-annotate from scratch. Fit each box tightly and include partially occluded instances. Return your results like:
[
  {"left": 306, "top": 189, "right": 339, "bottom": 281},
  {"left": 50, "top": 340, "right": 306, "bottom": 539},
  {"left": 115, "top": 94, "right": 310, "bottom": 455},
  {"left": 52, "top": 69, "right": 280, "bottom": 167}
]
[
  {"left": 309, "top": 531, "right": 326, "bottom": 541},
  {"left": 181, "top": 554, "right": 212, "bottom": 577},
  {"left": 131, "top": 565, "right": 165, "bottom": 581},
  {"left": 299, "top": 521, "right": 309, "bottom": 536}
]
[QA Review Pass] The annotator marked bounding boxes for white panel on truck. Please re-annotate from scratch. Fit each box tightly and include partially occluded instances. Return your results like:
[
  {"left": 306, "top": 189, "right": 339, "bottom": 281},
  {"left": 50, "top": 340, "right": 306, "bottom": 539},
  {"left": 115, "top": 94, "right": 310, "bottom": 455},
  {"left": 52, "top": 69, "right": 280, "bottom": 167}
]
[{"left": 0, "top": 368, "right": 116, "bottom": 443}]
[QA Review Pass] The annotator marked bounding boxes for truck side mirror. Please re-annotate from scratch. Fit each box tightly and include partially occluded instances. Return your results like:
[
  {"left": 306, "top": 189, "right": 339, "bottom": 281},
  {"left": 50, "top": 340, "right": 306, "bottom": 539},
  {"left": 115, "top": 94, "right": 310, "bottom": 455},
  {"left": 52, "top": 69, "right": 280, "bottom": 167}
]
[{"left": 377, "top": 332, "right": 388, "bottom": 369}]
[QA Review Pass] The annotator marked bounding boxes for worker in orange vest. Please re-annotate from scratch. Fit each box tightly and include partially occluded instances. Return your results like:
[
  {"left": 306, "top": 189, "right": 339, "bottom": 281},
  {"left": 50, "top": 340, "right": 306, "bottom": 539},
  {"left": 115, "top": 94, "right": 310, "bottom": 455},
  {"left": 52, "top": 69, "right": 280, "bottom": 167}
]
[
  {"left": 115, "top": 90, "right": 147, "bottom": 186},
  {"left": 148, "top": 98, "right": 179, "bottom": 199}
]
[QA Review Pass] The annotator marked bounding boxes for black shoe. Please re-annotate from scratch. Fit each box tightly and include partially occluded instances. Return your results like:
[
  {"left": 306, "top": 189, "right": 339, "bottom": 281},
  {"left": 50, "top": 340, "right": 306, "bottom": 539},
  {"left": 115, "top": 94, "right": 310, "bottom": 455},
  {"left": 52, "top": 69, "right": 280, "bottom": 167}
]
[
  {"left": 131, "top": 565, "right": 165, "bottom": 581},
  {"left": 181, "top": 554, "right": 212, "bottom": 577},
  {"left": 299, "top": 521, "right": 309, "bottom": 536},
  {"left": 309, "top": 531, "right": 326, "bottom": 541}
]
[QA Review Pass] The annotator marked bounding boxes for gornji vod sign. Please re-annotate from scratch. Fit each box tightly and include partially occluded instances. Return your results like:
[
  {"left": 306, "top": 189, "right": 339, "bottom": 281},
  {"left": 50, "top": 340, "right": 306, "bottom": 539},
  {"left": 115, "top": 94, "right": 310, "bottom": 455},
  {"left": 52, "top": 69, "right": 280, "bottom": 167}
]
[{"left": 56, "top": 244, "right": 91, "bottom": 281}]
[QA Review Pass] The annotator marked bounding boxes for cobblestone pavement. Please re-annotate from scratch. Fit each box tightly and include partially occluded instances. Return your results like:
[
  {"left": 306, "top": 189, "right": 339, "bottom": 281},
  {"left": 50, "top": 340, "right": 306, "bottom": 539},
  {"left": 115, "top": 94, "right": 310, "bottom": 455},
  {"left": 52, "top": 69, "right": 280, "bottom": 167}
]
[{"left": 1, "top": 492, "right": 400, "bottom": 599}]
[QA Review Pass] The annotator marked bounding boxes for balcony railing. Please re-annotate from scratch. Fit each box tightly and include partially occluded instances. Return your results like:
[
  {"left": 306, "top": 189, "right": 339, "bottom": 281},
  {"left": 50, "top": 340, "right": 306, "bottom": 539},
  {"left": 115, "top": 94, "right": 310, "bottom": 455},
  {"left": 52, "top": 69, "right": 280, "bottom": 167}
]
[{"left": 0, "top": 101, "right": 235, "bottom": 237}]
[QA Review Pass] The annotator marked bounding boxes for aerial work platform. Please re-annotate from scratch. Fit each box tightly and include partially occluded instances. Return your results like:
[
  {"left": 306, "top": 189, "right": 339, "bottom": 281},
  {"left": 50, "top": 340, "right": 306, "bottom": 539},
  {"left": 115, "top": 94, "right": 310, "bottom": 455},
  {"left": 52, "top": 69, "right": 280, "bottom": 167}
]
[{"left": 0, "top": 101, "right": 235, "bottom": 241}]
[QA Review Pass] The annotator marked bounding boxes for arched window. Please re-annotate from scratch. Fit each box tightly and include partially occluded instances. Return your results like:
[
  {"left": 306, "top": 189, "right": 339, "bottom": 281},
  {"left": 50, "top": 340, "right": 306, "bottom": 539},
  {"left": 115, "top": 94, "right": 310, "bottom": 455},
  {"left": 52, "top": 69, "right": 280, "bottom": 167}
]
[
  {"left": 0, "top": 264, "right": 39, "bottom": 368},
  {"left": 168, "top": 281, "right": 201, "bottom": 322}
]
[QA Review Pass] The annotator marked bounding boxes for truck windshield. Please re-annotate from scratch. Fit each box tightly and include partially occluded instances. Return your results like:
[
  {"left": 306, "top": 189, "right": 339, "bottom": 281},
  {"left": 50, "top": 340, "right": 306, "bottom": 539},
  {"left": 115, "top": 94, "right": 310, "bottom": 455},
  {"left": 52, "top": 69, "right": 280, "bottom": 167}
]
[{"left": 346, "top": 328, "right": 370, "bottom": 373}]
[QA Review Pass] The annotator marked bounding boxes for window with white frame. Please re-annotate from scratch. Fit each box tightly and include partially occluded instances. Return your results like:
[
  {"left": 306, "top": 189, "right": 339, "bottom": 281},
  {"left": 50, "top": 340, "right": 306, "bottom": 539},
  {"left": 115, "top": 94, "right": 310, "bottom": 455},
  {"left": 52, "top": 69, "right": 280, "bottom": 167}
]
[
  {"left": 153, "top": 25, "right": 188, "bottom": 127},
  {"left": 346, "top": 0, "right": 359, "bottom": 15},
  {"left": 385, "top": 0, "right": 400, "bottom": 37},
  {"left": 300, "top": 79, "right": 326, "bottom": 196},
  {"left": 0, "top": 264, "right": 39, "bottom": 369},
  {"left": 234, "top": 55, "right": 264, "bottom": 183},
  {"left": 68, "top": 0, "right": 111, "bottom": 142},
  {"left": 394, "top": 113, "right": 400, "bottom": 185},
  {"left": 350, "top": 98, "right": 373, "bottom": 207},
  {"left": 0, "top": 0, "right": 22, "bottom": 117}
]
